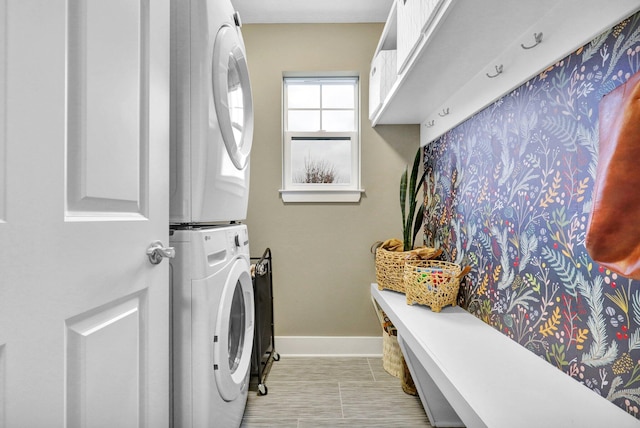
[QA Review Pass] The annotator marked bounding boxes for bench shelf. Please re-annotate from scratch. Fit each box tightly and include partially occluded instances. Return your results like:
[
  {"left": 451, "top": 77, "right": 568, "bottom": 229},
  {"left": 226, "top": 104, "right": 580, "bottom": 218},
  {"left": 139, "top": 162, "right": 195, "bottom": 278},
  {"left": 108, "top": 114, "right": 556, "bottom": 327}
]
[{"left": 371, "top": 284, "right": 639, "bottom": 428}]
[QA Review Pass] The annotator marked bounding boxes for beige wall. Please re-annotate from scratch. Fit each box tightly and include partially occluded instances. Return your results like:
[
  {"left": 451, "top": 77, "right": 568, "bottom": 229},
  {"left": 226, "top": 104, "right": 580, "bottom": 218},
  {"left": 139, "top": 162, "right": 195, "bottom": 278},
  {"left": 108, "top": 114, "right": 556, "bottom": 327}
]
[{"left": 243, "top": 23, "right": 420, "bottom": 337}]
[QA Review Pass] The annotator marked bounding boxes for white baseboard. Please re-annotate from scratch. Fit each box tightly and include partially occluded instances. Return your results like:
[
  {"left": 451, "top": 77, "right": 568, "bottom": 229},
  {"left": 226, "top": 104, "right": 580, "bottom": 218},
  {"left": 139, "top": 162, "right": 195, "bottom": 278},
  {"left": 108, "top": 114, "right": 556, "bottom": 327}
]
[{"left": 273, "top": 336, "right": 383, "bottom": 357}]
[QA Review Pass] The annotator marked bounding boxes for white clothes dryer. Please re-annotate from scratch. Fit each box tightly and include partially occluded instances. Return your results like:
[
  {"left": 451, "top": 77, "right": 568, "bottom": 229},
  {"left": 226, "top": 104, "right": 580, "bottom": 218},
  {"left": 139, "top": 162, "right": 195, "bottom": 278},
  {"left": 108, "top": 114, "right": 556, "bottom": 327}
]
[
  {"left": 170, "top": 224, "right": 254, "bottom": 428},
  {"left": 170, "top": 0, "right": 254, "bottom": 224}
]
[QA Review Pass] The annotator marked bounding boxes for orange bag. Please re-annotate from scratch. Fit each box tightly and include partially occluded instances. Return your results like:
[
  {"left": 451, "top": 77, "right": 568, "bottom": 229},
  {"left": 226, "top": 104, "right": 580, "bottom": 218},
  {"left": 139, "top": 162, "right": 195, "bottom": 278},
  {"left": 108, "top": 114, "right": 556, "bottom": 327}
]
[{"left": 586, "top": 70, "right": 640, "bottom": 278}]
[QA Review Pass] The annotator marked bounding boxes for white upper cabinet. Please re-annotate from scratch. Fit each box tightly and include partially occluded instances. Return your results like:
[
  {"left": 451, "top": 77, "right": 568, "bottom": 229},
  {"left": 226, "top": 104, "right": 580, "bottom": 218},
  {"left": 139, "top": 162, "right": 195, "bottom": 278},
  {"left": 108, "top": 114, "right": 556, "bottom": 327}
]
[
  {"left": 369, "top": 0, "right": 640, "bottom": 145},
  {"left": 369, "top": 2, "right": 398, "bottom": 120},
  {"left": 396, "top": 0, "right": 443, "bottom": 74},
  {"left": 369, "top": 49, "right": 397, "bottom": 120},
  {"left": 395, "top": 0, "right": 422, "bottom": 74}
]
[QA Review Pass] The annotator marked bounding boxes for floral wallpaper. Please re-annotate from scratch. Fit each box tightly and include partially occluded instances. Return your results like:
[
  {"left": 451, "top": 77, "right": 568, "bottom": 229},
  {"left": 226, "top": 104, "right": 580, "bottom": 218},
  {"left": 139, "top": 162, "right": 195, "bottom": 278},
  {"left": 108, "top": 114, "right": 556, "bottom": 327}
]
[{"left": 423, "top": 12, "right": 640, "bottom": 418}]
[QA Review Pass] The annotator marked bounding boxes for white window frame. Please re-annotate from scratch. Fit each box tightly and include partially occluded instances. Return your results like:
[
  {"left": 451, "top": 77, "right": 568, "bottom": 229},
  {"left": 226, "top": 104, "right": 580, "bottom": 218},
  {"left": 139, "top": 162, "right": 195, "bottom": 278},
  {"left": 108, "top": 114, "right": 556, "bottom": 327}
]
[{"left": 280, "top": 73, "right": 364, "bottom": 203}]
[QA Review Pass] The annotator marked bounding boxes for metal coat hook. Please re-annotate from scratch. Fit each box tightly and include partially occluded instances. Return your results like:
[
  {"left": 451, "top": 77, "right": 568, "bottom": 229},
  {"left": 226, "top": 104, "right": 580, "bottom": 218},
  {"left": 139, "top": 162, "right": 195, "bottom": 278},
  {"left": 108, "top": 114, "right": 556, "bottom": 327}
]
[
  {"left": 521, "top": 32, "right": 543, "bottom": 50},
  {"left": 438, "top": 108, "right": 450, "bottom": 117},
  {"left": 486, "top": 64, "right": 504, "bottom": 78},
  {"left": 426, "top": 120, "right": 435, "bottom": 128}
]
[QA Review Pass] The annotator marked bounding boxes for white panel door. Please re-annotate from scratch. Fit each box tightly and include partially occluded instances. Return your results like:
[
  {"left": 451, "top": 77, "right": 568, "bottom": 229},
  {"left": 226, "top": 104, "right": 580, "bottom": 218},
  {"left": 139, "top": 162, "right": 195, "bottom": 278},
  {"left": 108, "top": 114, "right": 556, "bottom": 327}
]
[{"left": 0, "top": 0, "right": 170, "bottom": 427}]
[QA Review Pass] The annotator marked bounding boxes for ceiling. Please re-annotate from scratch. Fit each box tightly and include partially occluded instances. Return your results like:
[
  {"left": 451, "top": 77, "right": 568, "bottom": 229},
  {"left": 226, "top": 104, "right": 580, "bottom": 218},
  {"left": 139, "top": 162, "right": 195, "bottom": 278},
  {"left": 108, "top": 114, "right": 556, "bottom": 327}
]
[{"left": 230, "top": 0, "right": 394, "bottom": 24}]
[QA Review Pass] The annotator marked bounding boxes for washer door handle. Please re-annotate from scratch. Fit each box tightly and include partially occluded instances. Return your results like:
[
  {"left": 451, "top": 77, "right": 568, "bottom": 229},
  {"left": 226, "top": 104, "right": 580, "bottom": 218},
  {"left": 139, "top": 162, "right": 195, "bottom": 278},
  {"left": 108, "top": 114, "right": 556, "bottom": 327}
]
[{"left": 146, "top": 241, "right": 175, "bottom": 265}]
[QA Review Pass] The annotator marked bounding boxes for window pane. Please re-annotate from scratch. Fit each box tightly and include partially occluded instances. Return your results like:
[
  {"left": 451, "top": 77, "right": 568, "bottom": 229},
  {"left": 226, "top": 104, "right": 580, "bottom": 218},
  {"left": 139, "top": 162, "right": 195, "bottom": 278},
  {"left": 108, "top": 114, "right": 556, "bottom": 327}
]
[
  {"left": 287, "top": 84, "right": 320, "bottom": 108},
  {"left": 288, "top": 110, "right": 320, "bottom": 132},
  {"left": 322, "top": 84, "right": 354, "bottom": 108},
  {"left": 291, "top": 138, "right": 352, "bottom": 184},
  {"left": 322, "top": 110, "right": 355, "bottom": 132}
]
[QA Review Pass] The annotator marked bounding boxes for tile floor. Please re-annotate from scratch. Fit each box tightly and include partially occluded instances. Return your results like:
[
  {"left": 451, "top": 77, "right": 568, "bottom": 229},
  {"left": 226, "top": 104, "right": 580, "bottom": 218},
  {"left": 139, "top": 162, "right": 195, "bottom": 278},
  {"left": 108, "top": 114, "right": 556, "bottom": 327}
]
[{"left": 241, "top": 357, "right": 432, "bottom": 427}]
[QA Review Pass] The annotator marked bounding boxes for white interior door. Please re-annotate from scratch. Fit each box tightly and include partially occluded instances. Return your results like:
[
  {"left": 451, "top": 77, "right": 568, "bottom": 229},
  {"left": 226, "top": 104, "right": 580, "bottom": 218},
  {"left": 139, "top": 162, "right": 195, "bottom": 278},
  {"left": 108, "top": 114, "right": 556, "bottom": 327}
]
[{"left": 0, "top": 1, "right": 170, "bottom": 427}]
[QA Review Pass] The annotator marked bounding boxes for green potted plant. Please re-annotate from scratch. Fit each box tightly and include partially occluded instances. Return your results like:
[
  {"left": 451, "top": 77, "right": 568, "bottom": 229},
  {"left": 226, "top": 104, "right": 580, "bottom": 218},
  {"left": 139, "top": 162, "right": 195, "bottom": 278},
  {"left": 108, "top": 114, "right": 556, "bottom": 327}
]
[
  {"left": 375, "top": 148, "right": 439, "bottom": 293},
  {"left": 401, "top": 148, "right": 426, "bottom": 251},
  {"left": 373, "top": 147, "right": 429, "bottom": 391}
]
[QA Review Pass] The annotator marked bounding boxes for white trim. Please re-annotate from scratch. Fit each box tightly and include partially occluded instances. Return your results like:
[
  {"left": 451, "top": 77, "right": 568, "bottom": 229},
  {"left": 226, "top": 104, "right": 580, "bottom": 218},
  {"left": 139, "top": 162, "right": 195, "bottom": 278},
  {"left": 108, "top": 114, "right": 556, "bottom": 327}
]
[
  {"left": 274, "top": 336, "right": 383, "bottom": 357},
  {"left": 279, "top": 188, "right": 364, "bottom": 203},
  {"left": 283, "top": 70, "right": 360, "bottom": 78}
]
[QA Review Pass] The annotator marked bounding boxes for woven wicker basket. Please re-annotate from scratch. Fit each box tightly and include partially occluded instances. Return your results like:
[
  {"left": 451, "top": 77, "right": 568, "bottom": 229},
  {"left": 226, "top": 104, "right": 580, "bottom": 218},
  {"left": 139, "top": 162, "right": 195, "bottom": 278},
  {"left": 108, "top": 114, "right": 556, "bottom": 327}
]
[
  {"left": 375, "top": 247, "right": 440, "bottom": 293},
  {"left": 371, "top": 298, "right": 417, "bottom": 387},
  {"left": 382, "top": 329, "right": 402, "bottom": 378},
  {"left": 401, "top": 356, "right": 417, "bottom": 395},
  {"left": 404, "top": 260, "right": 462, "bottom": 312},
  {"left": 371, "top": 297, "right": 402, "bottom": 377}
]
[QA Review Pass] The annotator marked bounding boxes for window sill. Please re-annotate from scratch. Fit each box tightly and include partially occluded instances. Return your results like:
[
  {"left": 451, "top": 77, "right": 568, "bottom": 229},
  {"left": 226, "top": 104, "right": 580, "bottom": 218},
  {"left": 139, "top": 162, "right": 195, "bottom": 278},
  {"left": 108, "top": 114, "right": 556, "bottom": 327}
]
[{"left": 279, "top": 188, "right": 364, "bottom": 203}]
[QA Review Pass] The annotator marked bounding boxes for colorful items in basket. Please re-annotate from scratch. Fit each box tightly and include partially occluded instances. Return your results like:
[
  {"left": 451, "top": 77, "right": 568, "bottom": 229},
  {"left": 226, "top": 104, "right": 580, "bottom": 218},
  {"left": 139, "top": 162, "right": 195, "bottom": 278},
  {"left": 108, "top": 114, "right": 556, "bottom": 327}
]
[
  {"left": 404, "top": 260, "right": 470, "bottom": 312},
  {"left": 416, "top": 267, "right": 448, "bottom": 290},
  {"left": 374, "top": 238, "right": 443, "bottom": 294}
]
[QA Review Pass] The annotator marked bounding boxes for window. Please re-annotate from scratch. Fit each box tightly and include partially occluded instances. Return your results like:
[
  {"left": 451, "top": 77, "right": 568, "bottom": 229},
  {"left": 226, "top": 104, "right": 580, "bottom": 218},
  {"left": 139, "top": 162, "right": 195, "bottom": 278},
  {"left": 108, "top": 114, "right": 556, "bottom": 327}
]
[{"left": 280, "top": 75, "right": 363, "bottom": 202}]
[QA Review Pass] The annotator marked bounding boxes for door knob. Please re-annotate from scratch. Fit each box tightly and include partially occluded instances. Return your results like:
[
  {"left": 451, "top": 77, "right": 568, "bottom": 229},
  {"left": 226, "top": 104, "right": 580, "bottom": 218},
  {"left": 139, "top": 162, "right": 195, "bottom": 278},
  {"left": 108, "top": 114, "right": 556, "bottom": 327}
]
[{"left": 147, "top": 241, "right": 175, "bottom": 265}]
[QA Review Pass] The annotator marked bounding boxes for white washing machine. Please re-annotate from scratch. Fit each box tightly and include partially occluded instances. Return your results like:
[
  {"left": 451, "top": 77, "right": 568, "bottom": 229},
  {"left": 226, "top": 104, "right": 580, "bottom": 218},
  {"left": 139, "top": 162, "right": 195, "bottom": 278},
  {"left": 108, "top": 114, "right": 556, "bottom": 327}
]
[
  {"left": 170, "top": 0, "right": 254, "bottom": 224},
  {"left": 170, "top": 224, "right": 254, "bottom": 428}
]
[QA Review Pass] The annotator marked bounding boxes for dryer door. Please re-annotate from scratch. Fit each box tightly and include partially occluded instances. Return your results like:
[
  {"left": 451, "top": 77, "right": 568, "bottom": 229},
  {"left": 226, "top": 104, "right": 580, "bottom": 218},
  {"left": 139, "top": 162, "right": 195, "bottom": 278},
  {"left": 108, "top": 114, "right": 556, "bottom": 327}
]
[
  {"left": 212, "top": 24, "right": 254, "bottom": 170},
  {"left": 213, "top": 257, "right": 254, "bottom": 401}
]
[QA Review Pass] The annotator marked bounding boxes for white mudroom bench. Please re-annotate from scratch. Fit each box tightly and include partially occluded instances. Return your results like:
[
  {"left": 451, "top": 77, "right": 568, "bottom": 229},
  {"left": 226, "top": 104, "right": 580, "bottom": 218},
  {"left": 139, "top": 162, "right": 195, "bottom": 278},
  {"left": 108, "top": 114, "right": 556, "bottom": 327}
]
[{"left": 371, "top": 284, "right": 639, "bottom": 428}]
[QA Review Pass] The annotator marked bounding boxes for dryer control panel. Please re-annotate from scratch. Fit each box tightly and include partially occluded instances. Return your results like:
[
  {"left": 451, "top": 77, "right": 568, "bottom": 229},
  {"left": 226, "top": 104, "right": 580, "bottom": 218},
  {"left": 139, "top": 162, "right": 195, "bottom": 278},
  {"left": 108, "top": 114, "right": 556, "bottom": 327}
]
[
  {"left": 171, "top": 224, "right": 250, "bottom": 280},
  {"left": 226, "top": 226, "right": 249, "bottom": 257}
]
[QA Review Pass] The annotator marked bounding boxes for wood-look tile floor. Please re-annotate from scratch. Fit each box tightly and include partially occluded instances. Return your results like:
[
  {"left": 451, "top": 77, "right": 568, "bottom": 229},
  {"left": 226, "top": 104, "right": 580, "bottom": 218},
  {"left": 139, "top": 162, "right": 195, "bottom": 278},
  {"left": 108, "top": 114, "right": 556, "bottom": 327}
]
[{"left": 241, "top": 357, "right": 432, "bottom": 427}]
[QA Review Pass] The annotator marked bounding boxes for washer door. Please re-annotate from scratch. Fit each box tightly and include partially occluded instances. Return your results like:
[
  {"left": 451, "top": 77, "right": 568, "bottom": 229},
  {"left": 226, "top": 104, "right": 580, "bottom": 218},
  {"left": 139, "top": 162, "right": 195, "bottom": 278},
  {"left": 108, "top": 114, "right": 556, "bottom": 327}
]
[
  {"left": 212, "top": 25, "right": 254, "bottom": 170},
  {"left": 213, "top": 258, "right": 254, "bottom": 401}
]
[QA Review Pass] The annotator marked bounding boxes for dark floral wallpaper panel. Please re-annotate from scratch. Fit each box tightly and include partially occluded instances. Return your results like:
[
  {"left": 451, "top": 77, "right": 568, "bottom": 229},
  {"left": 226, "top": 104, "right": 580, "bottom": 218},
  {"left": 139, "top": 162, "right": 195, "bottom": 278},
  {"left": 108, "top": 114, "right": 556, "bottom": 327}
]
[{"left": 424, "top": 12, "right": 640, "bottom": 418}]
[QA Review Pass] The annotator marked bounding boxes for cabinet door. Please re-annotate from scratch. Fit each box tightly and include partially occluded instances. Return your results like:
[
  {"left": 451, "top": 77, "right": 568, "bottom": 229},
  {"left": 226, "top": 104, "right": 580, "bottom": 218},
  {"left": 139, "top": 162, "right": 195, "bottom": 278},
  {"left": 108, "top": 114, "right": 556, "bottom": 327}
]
[
  {"left": 369, "top": 54, "right": 383, "bottom": 119},
  {"left": 369, "top": 50, "right": 398, "bottom": 120},
  {"left": 420, "top": 0, "right": 442, "bottom": 33},
  {"left": 396, "top": 0, "right": 423, "bottom": 74}
]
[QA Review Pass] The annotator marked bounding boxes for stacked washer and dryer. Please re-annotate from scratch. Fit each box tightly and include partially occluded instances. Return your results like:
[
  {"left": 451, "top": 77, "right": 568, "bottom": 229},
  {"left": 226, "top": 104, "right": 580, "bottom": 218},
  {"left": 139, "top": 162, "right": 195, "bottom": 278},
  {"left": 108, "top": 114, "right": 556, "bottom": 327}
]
[{"left": 169, "top": 0, "right": 255, "bottom": 427}]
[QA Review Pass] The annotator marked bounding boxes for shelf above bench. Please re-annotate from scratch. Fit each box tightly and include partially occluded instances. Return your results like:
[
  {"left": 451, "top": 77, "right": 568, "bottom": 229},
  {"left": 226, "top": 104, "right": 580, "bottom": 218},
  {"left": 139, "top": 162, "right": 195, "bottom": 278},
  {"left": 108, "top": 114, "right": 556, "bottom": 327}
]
[
  {"left": 371, "top": 284, "right": 639, "bottom": 428},
  {"left": 368, "top": 0, "right": 640, "bottom": 146}
]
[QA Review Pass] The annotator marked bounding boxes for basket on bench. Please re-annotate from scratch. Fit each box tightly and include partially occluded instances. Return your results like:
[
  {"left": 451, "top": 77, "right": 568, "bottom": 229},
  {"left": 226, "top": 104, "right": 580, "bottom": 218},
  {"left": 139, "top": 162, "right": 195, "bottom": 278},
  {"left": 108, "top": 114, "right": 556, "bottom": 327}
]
[
  {"left": 375, "top": 246, "right": 442, "bottom": 293},
  {"left": 404, "top": 260, "right": 469, "bottom": 312}
]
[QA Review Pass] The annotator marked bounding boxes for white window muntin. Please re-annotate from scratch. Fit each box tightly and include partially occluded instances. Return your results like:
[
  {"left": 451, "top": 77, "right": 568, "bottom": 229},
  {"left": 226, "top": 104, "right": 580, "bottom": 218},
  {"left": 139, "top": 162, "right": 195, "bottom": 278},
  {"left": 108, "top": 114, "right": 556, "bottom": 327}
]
[
  {"left": 281, "top": 76, "right": 362, "bottom": 202},
  {"left": 284, "top": 77, "right": 357, "bottom": 133}
]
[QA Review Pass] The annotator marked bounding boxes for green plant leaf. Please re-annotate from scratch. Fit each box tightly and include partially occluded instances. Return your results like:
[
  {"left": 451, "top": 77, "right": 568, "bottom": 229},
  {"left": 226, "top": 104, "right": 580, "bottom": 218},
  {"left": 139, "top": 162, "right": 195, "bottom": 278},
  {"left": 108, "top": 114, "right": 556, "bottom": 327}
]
[
  {"left": 408, "top": 150, "right": 421, "bottom": 227},
  {"left": 412, "top": 203, "right": 425, "bottom": 249},
  {"left": 400, "top": 168, "right": 408, "bottom": 235},
  {"left": 413, "top": 169, "right": 427, "bottom": 202},
  {"left": 400, "top": 148, "right": 424, "bottom": 251}
]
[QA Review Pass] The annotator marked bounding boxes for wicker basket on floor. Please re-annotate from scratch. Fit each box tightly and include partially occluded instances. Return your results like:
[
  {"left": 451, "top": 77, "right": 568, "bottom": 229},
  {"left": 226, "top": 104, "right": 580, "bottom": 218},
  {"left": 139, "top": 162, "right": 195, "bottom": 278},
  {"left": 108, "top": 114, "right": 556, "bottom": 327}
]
[
  {"left": 401, "top": 356, "right": 417, "bottom": 395},
  {"left": 382, "top": 329, "right": 402, "bottom": 378},
  {"left": 372, "top": 297, "right": 402, "bottom": 378},
  {"left": 404, "top": 260, "right": 462, "bottom": 312},
  {"left": 375, "top": 247, "right": 441, "bottom": 293}
]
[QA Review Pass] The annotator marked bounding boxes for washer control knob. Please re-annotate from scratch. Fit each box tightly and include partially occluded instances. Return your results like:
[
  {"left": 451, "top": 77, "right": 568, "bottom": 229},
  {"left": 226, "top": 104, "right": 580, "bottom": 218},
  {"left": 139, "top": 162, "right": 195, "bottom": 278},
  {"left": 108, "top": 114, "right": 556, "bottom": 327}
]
[{"left": 233, "top": 11, "right": 242, "bottom": 28}]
